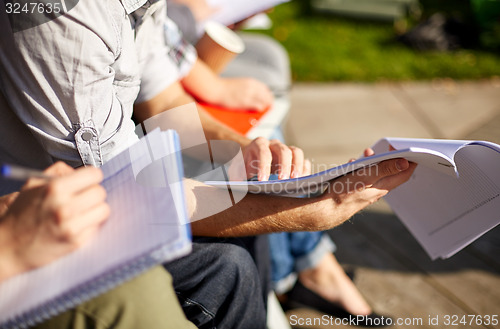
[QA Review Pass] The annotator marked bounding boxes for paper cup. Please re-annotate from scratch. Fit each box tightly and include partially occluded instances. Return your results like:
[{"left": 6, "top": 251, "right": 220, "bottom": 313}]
[{"left": 196, "top": 21, "right": 245, "bottom": 74}]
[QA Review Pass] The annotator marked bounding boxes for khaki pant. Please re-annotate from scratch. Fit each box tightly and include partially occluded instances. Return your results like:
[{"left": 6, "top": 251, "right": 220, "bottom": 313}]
[{"left": 35, "top": 266, "right": 196, "bottom": 329}]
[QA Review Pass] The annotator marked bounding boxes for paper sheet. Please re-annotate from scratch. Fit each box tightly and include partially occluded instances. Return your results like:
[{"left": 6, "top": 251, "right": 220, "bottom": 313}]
[{"left": 202, "top": 0, "right": 289, "bottom": 28}]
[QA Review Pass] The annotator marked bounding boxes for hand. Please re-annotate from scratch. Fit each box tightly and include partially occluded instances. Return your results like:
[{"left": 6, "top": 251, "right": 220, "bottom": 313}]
[
  {"left": 242, "top": 137, "right": 310, "bottom": 181},
  {"left": 349, "top": 146, "right": 395, "bottom": 162},
  {"left": 217, "top": 78, "right": 273, "bottom": 112},
  {"left": 315, "top": 158, "right": 417, "bottom": 230},
  {"left": 0, "top": 162, "right": 110, "bottom": 280}
]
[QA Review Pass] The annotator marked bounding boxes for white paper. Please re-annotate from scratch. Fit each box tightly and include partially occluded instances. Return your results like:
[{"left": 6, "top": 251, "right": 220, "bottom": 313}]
[
  {"left": 385, "top": 142, "right": 500, "bottom": 259},
  {"left": 202, "top": 0, "right": 289, "bottom": 29},
  {"left": 0, "top": 130, "right": 190, "bottom": 324}
]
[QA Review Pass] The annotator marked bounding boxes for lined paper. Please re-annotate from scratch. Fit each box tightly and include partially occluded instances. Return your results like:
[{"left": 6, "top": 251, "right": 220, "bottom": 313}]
[{"left": 0, "top": 130, "right": 190, "bottom": 327}]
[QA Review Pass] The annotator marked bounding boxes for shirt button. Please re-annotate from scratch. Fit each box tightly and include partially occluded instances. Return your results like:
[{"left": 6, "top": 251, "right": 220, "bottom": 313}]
[{"left": 81, "top": 131, "right": 93, "bottom": 141}]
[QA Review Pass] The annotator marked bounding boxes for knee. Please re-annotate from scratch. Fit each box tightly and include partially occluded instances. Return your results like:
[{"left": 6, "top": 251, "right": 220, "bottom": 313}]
[{"left": 213, "top": 243, "right": 261, "bottom": 292}]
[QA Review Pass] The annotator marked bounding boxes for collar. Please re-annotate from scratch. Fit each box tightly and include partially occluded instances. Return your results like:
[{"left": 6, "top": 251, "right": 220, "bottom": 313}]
[{"left": 120, "top": 0, "right": 161, "bottom": 14}]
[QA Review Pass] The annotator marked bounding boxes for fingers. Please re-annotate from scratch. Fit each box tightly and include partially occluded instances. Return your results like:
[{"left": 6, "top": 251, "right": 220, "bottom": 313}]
[
  {"left": 58, "top": 202, "right": 110, "bottom": 246},
  {"left": 61, "top": 184, "right": 108, "bottom": 223},
  {"left": 289, "top": 146, "right": 304, "bottom": 178},
  {"left": 244, "top": 137, "right": 272, "bottom": 181},
  {"left": 50, "top": 167, "right": 104, "bottom": 196},
  {"left": 244, "top": 138, "right": 307, "bottom": 181},
  {"left": 44, "top": 161, "right": 74, "bottom": 176},
  {"left": 366, "top": 158, "right": 410, "bottom": 184},
  {"left": 364, "top": 148, "right": 375, "bottom": 157},
  {"left": 303, "top": 159, "right": 312, "bottom": 176},
  {"left": 255, "top": 84, "right": 274, "bottom": 112},
  {"left": 372, "top": 161, "right": 417, "bottom": 191},
  {"left": 348, "top": 158, "right": 414, "bottom": 190},
  {"left": 37, "top": 166, "right": 108, "bottom": 239},
  {"left": 269, "top": 140, "right": 293, "bottom": 180},
  {"left": 225, "top": 78, "right": 273, "bottom": 112},
  {"left": 45, "top": 178, "right": 109, "bottom": 247}
]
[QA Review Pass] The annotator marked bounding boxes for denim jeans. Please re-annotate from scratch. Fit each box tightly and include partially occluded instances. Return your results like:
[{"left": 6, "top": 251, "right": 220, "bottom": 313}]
[
  {"left": 269, "top": 232, "right": 336, "bottom": 294},
  {"left": 164, "top": 236, "right": 270, "bottom": 329}
]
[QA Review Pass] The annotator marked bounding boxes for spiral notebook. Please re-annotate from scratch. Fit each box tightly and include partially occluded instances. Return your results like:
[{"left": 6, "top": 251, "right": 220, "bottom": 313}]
[{"left": 0, "top": 129, "right": 191, "bottom": 328}]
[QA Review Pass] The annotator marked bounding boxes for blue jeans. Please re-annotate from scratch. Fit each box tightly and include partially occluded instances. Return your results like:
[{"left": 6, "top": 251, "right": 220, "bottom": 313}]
[
  {"left": 164, "top": 236, "right": 270, "bottom": 329},
  {"left": 269, "top": 232, "right": 336, "bottom": 294}
]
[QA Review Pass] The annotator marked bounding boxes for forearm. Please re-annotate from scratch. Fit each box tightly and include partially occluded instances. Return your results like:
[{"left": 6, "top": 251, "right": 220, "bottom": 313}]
[
  {"left": 191, "top": 196, "right": 329, "bottom": 237},
  {"left": 187, "top": 180, "right": 341, "bottom": 237},
  {"left": 188, "top": 158, "right": 417, "bottom": 237},
  {"left": 134, "top": 81, "right": 250, "bottom": 147},
  {"left": 181, "top": 59, "right": 225, "bottom": 105}
]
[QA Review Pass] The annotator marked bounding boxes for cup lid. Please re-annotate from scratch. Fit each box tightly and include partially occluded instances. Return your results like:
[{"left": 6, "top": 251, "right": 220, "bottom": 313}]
[{"left": 204, "top": 21, "right": 245, "bottom": 54}]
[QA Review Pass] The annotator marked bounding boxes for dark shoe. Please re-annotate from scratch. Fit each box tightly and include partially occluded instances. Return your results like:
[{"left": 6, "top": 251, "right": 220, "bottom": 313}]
[{"left": 283, "top": 280, "right": 392, "bottom": 327}]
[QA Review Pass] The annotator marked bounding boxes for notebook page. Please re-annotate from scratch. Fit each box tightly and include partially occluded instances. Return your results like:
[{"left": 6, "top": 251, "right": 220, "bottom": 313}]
[
  {"left": 0, "top": 130, "right": 190, "bottom": 324},
  {"left": 373, "top": 137, "right": 471, "bottom": 160},
  {"left": 385, "top": 144, "right": 500, "bottom": 259}
]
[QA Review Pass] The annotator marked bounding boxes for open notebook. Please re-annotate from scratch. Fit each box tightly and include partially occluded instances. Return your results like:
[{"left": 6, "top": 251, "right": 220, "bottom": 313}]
[
  {"left": 206, "top": 138, "right": 500, "bottom": 260},
  {"left": 0, "top": 129, "right": 191, "bottom": 328}
]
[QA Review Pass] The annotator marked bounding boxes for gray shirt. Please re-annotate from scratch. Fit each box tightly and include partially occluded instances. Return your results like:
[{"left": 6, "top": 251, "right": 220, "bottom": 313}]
[{"left": 0, "top": 0, "right": 179, "bottom": 194}]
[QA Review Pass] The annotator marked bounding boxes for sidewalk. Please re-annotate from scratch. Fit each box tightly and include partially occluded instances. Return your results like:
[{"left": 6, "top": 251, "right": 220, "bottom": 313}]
[
  {"left": 286, "top": 79, "right": 500, "bottom": 167},
  {"left": 283, "top": 79, "right": 500, "bottom": 329}
]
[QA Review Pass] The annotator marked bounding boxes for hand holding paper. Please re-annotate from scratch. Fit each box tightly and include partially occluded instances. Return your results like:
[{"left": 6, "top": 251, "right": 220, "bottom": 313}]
[{"left": 0, "top": 163, "right": 109, "bottom": 282}]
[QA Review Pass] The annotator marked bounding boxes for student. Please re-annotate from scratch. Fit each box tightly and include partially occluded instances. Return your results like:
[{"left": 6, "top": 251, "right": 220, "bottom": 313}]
[
  {"left": 0, "top": 1, "right": 416, "bottom": 328},
  {"left": 0, "top": 162, "right": 196, "bottom": 329}
]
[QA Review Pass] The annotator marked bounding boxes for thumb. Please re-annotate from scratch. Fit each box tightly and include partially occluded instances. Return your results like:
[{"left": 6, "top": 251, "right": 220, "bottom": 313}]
[{"left": 375, "top": 158, "right": 409, "bottom": 179}]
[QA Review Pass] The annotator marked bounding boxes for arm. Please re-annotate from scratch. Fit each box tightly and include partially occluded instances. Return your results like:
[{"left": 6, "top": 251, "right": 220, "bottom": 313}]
[
  {"left": 188, "top": 158, "right": 416, "bottom": 236},
  {"left": 181, "top": 59, "right": 273, "bottom": 112},
  {"left": 0, "top": 163, "right": 109, "bottom": 281},
  {"left": 134, "top": 81, "right": 249, "bottom": 146},
  {"left": 134, "top": 81, "right": 304, "bottom": 180},
  {"left": 135, "top": 67, "right": 417, "bottom": 237}
]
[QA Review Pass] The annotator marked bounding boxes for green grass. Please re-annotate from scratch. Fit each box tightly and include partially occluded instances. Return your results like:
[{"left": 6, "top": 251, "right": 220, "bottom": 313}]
[{"left": 252, "top": 0, "right": 500, "bottom": 82}]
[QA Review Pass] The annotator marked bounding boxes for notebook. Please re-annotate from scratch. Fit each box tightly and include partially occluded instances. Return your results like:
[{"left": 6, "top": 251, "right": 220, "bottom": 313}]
[
  {"left": 199, "top": 102, "right": 271, "bottom": 136},
  {"left": 0, "top": 129, "right": 191, "bottom": 328}
]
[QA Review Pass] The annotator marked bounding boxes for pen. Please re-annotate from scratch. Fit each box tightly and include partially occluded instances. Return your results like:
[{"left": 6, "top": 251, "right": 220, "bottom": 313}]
[{"left": 0, "top": 164, "right": 52, "bottom": 181}]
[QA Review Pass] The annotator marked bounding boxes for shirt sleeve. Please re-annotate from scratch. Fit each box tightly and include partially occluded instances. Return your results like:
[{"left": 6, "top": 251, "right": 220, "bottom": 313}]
[
  {"left": 163, "top": 16, "right": 198, "bottom": 80},
  {"left": 135, "top": 4, "right": 183, "bottom": 103}
]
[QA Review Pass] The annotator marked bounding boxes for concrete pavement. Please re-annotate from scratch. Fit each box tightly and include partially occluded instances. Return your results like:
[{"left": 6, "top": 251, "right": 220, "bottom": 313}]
[{"left": 285, "top": 78, "right": 500, "bottom": 169}]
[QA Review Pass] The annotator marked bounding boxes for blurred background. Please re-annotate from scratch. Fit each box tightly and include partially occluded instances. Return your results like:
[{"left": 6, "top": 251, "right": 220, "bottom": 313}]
[{"left": 255, "top": 0, "right": 500, "bottom": 82}]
